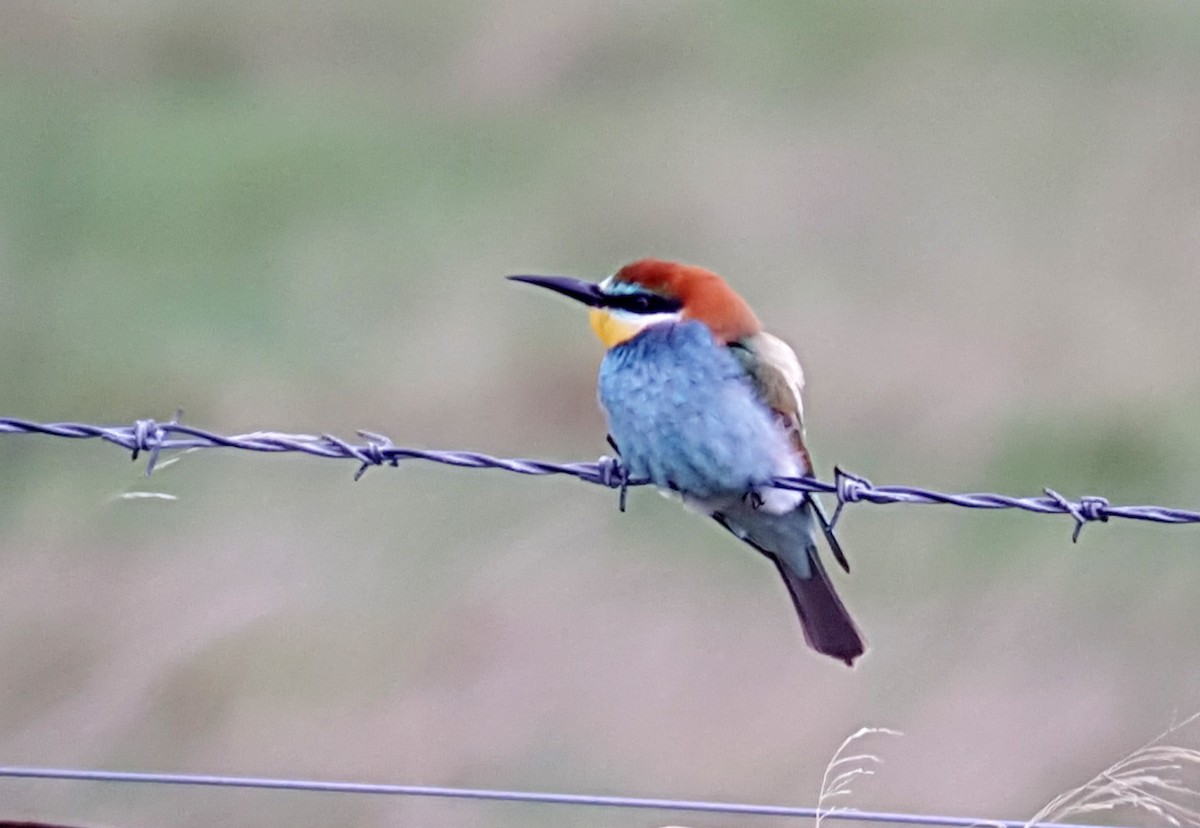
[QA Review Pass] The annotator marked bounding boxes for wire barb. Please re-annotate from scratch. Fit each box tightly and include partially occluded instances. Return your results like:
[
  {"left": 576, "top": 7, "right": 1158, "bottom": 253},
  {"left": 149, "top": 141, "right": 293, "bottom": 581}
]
[
  {"left": 831, "top": 467, "right": 873, "bottom": 531},
  {"left": 353, "top": 430, "right": 399, "bottom": 481},
  {"left": 596, "top": 455, "right": 631, "bottom": 512},
  {"left": 1, "top": 417, "right": 1197, "bottom": 534},
  {"left": 129, "top": 408, "right": 185, "bottom": 476},
  {"left": 1044, "top": 489, "right": 1111, "bottom": 542}
]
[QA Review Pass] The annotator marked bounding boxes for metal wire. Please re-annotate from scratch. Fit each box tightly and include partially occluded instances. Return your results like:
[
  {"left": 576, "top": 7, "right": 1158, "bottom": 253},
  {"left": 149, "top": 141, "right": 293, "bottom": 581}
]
[
  {"left": 0, "top": 417, "right": 1189, "bottom": 827},
  {"left": 0, "top": 766, "right": 1119, "bottom": 828},
  {"left": 2, "top": 416, "right": 1198, "bottom": 541}
]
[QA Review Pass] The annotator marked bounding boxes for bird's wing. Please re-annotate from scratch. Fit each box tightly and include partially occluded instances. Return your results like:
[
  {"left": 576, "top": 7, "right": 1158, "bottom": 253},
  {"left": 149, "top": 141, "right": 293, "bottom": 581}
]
[
  {"left": 730, "top": 331, "right": 810, "bottom": 471},
  {"left": 730, "top": 331, "right": 850, "bottom": 573}
]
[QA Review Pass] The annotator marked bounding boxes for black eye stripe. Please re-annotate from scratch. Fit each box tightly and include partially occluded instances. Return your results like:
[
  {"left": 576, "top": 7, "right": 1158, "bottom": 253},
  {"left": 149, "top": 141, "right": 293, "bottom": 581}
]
[{"left": 608, "top": 292, "right": 681, "bottom": 314}]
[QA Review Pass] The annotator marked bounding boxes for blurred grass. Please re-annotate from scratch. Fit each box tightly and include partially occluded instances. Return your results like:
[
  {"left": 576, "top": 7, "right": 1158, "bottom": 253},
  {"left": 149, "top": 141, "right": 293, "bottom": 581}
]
[{"left": 2, "top": 2, "right": 1200, "bottom": 827}]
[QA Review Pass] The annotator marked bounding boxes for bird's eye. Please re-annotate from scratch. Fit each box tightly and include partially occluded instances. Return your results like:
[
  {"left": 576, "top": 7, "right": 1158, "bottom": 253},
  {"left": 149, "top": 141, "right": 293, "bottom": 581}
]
[{"left": 613, "top": 291, "right": 680, "bottom": 314}]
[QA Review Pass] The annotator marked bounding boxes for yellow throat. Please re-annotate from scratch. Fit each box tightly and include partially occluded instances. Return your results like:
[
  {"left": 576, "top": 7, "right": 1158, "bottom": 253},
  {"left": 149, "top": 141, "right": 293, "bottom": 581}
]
[{"left": 588, "top": 308, "right": 645, "bottom": 348}]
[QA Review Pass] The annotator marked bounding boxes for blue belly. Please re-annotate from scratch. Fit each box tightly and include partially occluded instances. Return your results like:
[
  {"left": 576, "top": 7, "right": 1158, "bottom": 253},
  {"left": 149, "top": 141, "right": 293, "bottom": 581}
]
[{"left": 597, "top": 321, "right": 789, "bottom": 499}]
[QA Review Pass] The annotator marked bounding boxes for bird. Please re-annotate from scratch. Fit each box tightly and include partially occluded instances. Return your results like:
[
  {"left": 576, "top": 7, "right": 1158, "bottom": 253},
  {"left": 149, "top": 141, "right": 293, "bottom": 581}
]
[{"left": 508, "top": 258, "right": 865, "bottom": 666}]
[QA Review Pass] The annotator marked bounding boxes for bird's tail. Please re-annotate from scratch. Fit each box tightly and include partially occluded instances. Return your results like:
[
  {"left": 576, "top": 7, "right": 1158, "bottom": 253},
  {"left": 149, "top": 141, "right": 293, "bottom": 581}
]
[
  {"left": 769, "top": 547, "right": 864, "bottom": 666},
  {"left": 713, "top": 502, "right": 865, "bottom": 666}
]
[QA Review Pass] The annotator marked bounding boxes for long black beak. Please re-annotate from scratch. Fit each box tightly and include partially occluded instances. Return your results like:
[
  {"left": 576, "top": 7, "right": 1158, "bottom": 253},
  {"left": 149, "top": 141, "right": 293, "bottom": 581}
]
[{"left": 507, "top": 274, "right": 607, "bottom": 308}]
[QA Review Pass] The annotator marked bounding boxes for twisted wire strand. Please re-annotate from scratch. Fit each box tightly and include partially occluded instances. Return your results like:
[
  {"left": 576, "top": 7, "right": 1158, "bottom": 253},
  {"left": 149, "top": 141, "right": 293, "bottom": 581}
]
[
  {"left": 0, "top": 765, "right": 1119, "bottom": 828},
  {"left": 2, "top": 416, "right": 1198, "bottom": 540}
]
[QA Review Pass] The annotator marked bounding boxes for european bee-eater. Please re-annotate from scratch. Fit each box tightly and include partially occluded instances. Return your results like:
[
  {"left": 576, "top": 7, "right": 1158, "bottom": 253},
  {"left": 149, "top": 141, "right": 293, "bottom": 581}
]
[{"left": 509, "top": 259, "right": 865, "bottom": 666}]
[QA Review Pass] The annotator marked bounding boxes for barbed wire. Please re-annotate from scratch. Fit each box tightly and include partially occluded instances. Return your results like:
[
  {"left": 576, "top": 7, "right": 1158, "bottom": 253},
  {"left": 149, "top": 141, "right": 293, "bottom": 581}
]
[
  {"left": 2, "top": 416, "right": 1198, "bottom": 541},
  {"left": 0, "top": 765, "right": 1121, "bottom": 828},
  {"left": 1, "top": 420, "right": 1192, "bottom": 828}
]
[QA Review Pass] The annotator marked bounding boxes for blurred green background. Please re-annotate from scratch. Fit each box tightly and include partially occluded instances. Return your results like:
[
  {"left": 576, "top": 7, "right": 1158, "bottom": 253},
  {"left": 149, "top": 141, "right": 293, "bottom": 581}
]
[{"left": 2, "top": 2, "right": 1199, "bottom": 826}]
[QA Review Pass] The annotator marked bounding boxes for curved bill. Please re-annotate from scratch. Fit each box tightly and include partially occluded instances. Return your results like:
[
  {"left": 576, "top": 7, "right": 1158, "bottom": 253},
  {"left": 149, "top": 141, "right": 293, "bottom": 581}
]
[{"left": 506, "top": 274, "right": 607, "bottom": 308}]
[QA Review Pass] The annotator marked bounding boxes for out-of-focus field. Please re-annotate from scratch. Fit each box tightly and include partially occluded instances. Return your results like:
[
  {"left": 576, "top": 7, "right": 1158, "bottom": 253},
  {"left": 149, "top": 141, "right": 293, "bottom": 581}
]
[{"left": 1, "top": 3, "right": 1199, "bottom": 826}]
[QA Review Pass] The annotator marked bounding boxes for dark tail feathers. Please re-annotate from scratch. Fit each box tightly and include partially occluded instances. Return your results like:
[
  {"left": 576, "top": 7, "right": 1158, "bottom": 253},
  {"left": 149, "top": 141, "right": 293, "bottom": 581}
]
[{"left": 770, "top": 547, "right": 865, "bottom": 666}]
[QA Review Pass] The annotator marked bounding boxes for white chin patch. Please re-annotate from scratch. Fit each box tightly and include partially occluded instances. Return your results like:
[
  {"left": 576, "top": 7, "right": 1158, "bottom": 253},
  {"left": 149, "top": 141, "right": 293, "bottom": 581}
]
[{"left": 609, "top": 308, "right": 684, "bottom": 330}]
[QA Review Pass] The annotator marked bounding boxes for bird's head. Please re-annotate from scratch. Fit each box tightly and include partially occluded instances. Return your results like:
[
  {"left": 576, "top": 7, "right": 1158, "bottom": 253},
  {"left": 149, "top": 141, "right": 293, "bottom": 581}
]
[{"left": 508, "top": 258, "right": 762, "bottom": 348}]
